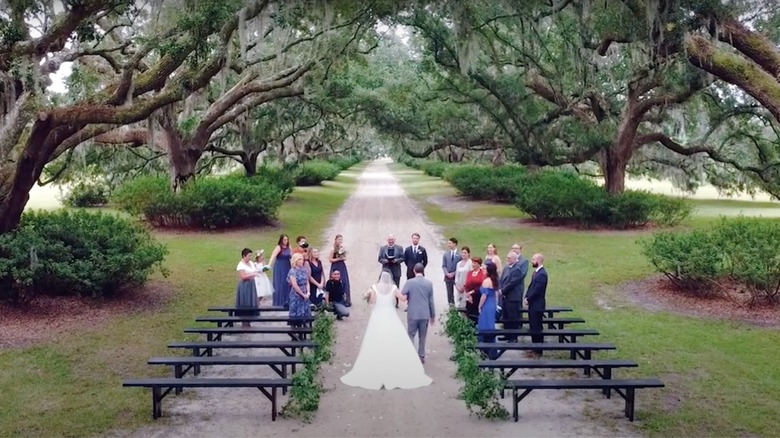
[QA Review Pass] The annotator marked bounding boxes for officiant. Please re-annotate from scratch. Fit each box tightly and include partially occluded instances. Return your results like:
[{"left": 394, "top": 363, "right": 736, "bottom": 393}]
[{"left": 378, "top": 234, "right": 404, "bottom": 291}]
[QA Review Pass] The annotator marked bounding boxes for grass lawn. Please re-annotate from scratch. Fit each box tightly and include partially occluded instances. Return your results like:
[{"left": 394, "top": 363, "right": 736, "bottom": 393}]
[
  {"left": 390, "top": 163, "right": 780, "bottom": 438},
  {"left": 0, "top": 164, "right": 365, "bottom": 438}
]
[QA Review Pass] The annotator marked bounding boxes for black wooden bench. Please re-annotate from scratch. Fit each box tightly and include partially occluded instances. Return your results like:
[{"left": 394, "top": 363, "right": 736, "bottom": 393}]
[
  {"left": 505, "top": 378, "right": 664, "bottom": 422},
  {"left": 195, "top": 315, "right": 315, "bottom": 328},
  {"left": 473, "top": 342, "right": 616, "bottom": 360},
  {"left": 208, "top": 305, "right": 288, "bottom": 314},
  {"left": 123, "top": 378, "right": 291, "bottom": 420},
  {"left": 459, "top": 306, "right": 573, "bottom": 319},
  {"left": 479, "top": 358, "right": 638, "bottom": 397},
  {"left": 183, "top": 326, "right": 312, "bottom": 342},
  {"left": 148, "top": 356, "right": 304, "bottom": 395},
  {"left": 477, "top": 328, "right": 599, "bottom": 343},
  {"left": 168, "top": 340, "right": 316, "bottom": 359},
  {"left": 496, "top": 317, "right": 586, "bottom": 330}
]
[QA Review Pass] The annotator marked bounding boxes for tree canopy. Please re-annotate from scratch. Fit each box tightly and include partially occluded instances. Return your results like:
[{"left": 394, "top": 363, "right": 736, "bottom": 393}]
[{"left": 1, "top": 0, "right": 779, "bottom": 231}]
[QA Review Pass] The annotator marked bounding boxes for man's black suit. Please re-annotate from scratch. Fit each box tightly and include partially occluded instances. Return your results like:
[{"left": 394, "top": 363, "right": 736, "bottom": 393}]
[
  {"left": 403, "top": 245, "right": 428, "bottom": 279},
  {"left": 524, "top": 267, "right": 548, "bottom": 354},
  {"left": 499, "top": 257, "right": 528, "bottom": 341}
]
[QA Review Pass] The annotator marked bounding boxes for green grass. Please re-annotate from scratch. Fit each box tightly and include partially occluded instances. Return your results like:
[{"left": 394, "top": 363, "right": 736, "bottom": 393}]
[
  {"left": 392, "top": 163, "right": 780, "bottom": 437},
  {"left": 0, "top": 164, "right": 365, "bottom": 438}
]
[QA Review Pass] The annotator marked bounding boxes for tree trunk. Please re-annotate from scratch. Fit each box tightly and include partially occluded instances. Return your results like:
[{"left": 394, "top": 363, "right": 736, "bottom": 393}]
[
  {"left": 0, "top": 119, "right": 56, "bottom": 233},
  {"left": 602, "top": 148, "right": 627, "bottom": 195},
  {"left": 242, "top": 151, "right": 259, "bottom": 176}
]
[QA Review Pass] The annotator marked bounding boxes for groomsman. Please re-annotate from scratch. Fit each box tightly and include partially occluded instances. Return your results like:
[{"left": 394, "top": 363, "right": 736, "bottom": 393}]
[
  {"left": 441, "top": 237, "right": 459, "bottom": 307},
  {"left": 403, "top": 233, "right": 428, "bottom": 279},
  {"left": 524, "top": 253, "right": 548, "bottom": 357},
  {"left": 498, "top": 251, "right": 528, "bottom": 342}
]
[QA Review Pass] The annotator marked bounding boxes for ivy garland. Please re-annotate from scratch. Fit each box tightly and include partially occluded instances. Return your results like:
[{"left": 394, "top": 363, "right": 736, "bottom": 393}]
[
  {"left": 281, "top": 309, "right": 335, "bottom": 422},
  {"left": 443, "top": 307, "right": 509, "bottom": 419}
]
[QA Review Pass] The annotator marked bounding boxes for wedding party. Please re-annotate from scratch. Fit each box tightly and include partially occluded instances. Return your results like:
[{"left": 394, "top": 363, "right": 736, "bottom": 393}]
[{"left": 234, "top": 230, "right": 549, "bottom": 390}]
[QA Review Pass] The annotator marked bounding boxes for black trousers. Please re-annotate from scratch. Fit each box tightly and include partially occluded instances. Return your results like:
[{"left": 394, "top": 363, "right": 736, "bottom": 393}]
[
  {"left": 528, "top": 310, "right": 544, "bottom": 354},
  {"left": 502, "top": 300, "right": 522, "bottom": 341}
]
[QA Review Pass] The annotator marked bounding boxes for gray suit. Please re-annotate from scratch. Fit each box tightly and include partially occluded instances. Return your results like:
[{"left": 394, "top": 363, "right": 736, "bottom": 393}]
[
  {"left": 402, "top": 275, "right": 436, "bottom": 359},
  {"left": 441, "top": 249, "right": 459, "bottom": 305}
]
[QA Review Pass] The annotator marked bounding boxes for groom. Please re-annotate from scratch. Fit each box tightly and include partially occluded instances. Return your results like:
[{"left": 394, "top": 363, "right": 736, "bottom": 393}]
[{"left": 402, "top": 263, "right": 436, "bottom": 364}]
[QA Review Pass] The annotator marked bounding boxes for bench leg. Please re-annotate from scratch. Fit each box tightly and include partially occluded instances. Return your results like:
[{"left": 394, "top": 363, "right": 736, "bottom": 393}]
[
  {"left": 282, "top": 365, "right": 288, "bottom": 395},
  {"left": 512, "top": 388, "right": 518, "bottom": 422},
  {"left": 604, "top": 368, "right": 612, "bottom": 398},
  {"left": 174, "top": 365, "right": 183, "bottom": 395},
  {"left": 258, "top": 387, "right": 278, "bottom": 421},
  {"left": 625, "top": 388, "right": 635, "bottom": 421},
  {"left": 152, "top": 387, "right": 162, "bottom": 419}
]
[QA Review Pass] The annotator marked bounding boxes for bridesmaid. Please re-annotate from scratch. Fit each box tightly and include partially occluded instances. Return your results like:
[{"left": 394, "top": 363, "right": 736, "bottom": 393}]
[
  {"left": 307, "top": 248, "right": 326, "bottom": 307},
  {"left": 484, "top": 243, "right": 502, "bottom": 274},
  {"left": 478, "top": 262, "right": 500, "bottom": 360},
  {"left": 329, "top": 234, "right": 351, "bottom": 306},
  {"left": 288, "top": 253, "right": 312, "bottom": 327},
  {"left": 269, "top": 234, "right": 292, "bottom": 307},
  {"left": 235, "top": 248, "right": 259, "bottom": 328}
]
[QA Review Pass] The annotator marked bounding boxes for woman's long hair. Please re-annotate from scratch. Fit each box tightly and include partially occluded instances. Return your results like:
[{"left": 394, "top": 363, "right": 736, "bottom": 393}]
[
  {"left": 277, "top": 234, "right": 289, "bottom": 247},
  {"left": 333, "top": 234, "right": 343, "bottom": 252},
  {"left": 485, "top": 262, "right": 499, "bottom": 289}
]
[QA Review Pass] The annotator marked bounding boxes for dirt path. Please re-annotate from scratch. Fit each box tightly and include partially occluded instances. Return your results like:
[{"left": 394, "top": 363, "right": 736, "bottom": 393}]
[{"left": 110, "top": 159, "right": 636, "bottom": 438}]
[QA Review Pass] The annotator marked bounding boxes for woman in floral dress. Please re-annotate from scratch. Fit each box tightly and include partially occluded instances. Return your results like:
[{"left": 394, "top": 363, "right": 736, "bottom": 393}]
[{"left": 287, "top": 253, "right": 311, "bottom": 327}]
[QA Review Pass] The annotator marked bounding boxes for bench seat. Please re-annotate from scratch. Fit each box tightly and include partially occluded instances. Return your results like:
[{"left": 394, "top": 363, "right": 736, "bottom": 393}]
[
  {"left": 458, "top": 306, "right": 573, "bottom": 318},
  {"left": 505, "top": 378, "right": 664, "bottom": 422},
  {"left": 473, "top": 342, "right": 616, "bottom": 360},
  {"left": 168, "top": 340, "right": 316, "bottom": 358},
  {"left": 148, "top": 355, "right": 304, "bottom": 395},
  {"left": 195, "top": 315, "right": 315, "bottom": 327},
  {"left": 208, "top": 306, "right": 287, "bottom": 314},
  {"left": 477, "top": 328, "right": 599, "bottom": 343},
  {"left": 123, "top": 378, "right": 292, "bottom": 420},
  {"left": 183, "top": 326, "right": 312, "bottom": 342}
]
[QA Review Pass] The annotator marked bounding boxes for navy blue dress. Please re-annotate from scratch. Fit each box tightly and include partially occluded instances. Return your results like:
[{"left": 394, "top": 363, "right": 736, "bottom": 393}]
[{"left": 308, "top": 260, "right": 324, "bottom": 306}]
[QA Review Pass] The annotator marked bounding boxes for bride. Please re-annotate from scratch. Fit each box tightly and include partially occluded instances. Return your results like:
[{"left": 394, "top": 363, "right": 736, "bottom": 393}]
[{"left": 340, "top": 271, "right": 433, "bottom": 390}]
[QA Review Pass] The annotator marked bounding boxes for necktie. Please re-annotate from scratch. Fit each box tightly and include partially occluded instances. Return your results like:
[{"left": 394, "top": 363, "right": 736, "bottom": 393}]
[{"left": 451, "top": 251, "right": 455, "bottom": 261}]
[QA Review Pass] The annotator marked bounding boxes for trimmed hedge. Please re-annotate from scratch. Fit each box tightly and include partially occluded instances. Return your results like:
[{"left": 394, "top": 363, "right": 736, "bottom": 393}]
[
  {"left": 0, "top": 210, "right": 168, "bottom": 303},
  {"left": 112, "top": 175, "right": 285, "bottom": 229},
  {"left": 641, "top": 217, "right": 780, "bottom": 304},
  {"left": 443, "top": 164, "right": 527, "bottom": 203},
  {"left": 327, "top": 155, "right": 361, "bottom": 170},
  {"left": 295, "top": 160, "right": 342, "bottom": 186},
  {"left": 514, "top": 170, "right": 691, "bottom": 228},
  {"left": 417, "top": 160, "right": 452, "bottom": 177}
]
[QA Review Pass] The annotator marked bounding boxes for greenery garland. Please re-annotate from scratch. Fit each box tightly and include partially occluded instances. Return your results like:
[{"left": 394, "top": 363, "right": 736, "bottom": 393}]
[
  {"left": 443, "top": 307, "right": 508, "bottom": 419},
  {"left": 281, "top": 309, "right": 335, "bottom": 422}
]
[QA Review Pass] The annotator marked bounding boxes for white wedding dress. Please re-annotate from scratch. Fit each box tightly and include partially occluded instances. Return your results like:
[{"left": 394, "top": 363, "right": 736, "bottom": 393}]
[{"left": 340, "top": 273, "right": 433, "bottom": 390}]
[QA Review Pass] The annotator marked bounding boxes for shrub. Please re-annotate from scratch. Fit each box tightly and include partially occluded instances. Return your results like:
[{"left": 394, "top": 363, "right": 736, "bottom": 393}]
[
  {"left": 0, "top": 210, "right": 168, "bottom": 303},
  {"left": 417, "top": 160, "right": 452, "bottom": 177},
  {"left": 443, "top": 165, "right": 527, "bottom": 203},
  {"left": 295, "top": 160, "right": 342, "bottom": 186},
  {"left": 641, "top": 217, "right": 780, "bottom": 304},
  {"left": 228, "top": 166, "right": 296, "bottom": 199},
  {"left": 112, "top": 175, "right": 285, "bottom": 229},
  {"left": 327, "top": 155, "right": 360, "bottom": 170},
  {"left": 61, "top": 181, "right": 111, "bottom": 207},
  {"left": 515, "top": 170, "right": 691, "bottom": 228}
]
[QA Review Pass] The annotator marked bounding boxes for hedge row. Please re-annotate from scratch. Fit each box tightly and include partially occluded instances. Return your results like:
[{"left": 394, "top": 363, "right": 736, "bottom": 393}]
[
  {"left": 402, "top": 159, "right": 691, "bottom": 228},
  {"left": 112, "top": 175, "right": 286, "bottom": 229},
  {"left": 0, "top": 210, "right": 168, "bottom": 302},
  {"left": 642, "top": 217, "right": 780, "bottom": 304}
]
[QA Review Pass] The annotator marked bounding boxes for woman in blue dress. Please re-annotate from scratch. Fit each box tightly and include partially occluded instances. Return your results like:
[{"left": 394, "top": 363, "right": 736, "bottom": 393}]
[
  {"left": 269, "top": 234, "right": 292, "bottom": 307},
  {"left": 288, "top": 253, "right": 312, "bottom": 327},
  {"left": 478, "top": 262, "right": 500, "bottom": 360},
  {"left": 235, "top": 248, "right": 259, "bottom": 327},
  {"left": 307, "top": 248, "right": 325, "bottom": 307},
  {"left": 329, "top": 234, "right": 351, "bottom": 306}
]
